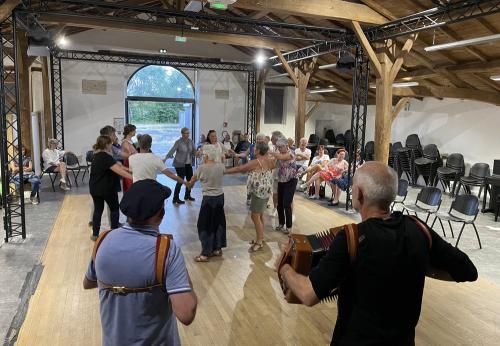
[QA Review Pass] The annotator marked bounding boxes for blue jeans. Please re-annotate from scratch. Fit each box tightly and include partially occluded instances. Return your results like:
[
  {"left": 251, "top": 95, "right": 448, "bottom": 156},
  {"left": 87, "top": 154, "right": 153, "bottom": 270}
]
[{"left": 13, "top": 173, "right": 41, "bottom": 197}]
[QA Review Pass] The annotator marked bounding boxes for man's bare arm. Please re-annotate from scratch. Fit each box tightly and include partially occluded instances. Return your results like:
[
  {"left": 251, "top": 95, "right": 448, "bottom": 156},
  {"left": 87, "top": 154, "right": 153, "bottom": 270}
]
[{"left": 279, "top": 264, "right": 320, "bottom": 307}]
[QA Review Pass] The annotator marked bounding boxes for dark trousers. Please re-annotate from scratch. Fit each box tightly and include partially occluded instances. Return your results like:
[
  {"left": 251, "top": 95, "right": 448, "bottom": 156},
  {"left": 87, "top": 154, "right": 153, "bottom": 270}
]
[
  {"left": 174, "top": 164, "right": 193, "bottom": 200},
  {"left": 277, "top": 178, "right": 298, "bottom": 229},
  {"left": 91, "top": 193, "right": 120, "bottom": 237}
]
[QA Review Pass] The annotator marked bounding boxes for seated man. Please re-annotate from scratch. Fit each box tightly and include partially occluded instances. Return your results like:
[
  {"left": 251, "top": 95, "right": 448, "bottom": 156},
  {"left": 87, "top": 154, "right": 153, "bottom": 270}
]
[
  {"left": 128, "top": 134, "right": 186, "bottom": 185},
  {"left": 83, "top": 179, "right": 197, "bottom": 345},
  {"left": 42, "top": 138, "right": 70, "bottom": 191},
  {"left": 234, "top": 133, "right": 251, "bottom": 165},
  {"left": 10, "top": 145, "right": 41, "bottom": 205},
  {"left": 295, "top": 137, "right": 311, "bottom": 175},
  {"left": 278, "top": 162, "right": 478, "bottom": 345}
]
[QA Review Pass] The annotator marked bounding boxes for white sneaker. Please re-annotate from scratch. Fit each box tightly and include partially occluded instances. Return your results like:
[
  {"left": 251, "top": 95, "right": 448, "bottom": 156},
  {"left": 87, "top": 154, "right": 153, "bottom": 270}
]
[
  {"left": 275, "top": 225, "right": 285, "bottom": 232},
  {"left": 61, "top": 182, "right": 70, "bottom": 191},
  {"left": 309, "top": 195, "right": 318, "bottom": 200},
  {"left": 300, "top": 183, "right": 308, "bottom": 190},
  {"left": 272, "top": 208, "right": 278, "bottom": 216},
  {"left": 283, "top": 228, "right": 291, "bottom": 235},
  {"left": 30, "top": 196, "right": 39, "bottom": 205}
]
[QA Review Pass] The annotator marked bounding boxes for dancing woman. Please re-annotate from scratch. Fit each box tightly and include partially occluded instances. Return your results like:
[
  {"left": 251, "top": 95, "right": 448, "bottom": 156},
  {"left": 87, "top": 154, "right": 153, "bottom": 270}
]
[
  {"left": 225, "top": 141, "right": 275, "bottom": 252},
  {"left": 188, "top": 146, "right": 227, "bottom": 262},
  {"left": 121, "top": 124, "right": 137, "bottom": 192}
]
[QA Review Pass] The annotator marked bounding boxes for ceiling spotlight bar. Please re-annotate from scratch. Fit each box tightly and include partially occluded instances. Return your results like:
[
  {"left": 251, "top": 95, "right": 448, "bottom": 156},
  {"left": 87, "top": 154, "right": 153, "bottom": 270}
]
[
  {"left": 318, "top": 63, "right": 337, "bottom": 70},
  {"left": 307, "top": 88, "right": 337, "bottom": 94},
  {"left": 490, "top": 75, "right": 500, "bottom": 81},
  {"left": 425, "top": 33, "right": 500, "bottom": 52}
]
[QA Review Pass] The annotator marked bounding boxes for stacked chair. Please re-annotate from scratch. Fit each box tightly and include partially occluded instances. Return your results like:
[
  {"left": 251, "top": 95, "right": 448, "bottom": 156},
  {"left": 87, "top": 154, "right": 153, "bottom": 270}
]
[
  {"left": 436, "top": 153, "right": 465, "bottom": 196},
  {"left": 414, "top": 144, "right": 442, "bottom": 186},
  {"left": 364, "top": 141, "right": 375, "bottom": 161},
  {"left": 335, "top": 133, "right": 345, "bottom": 147},
  {"left": 431, "top": 194, "right": 481, "bottom": 249},
  {"left": 397, "top": 147, "right": 414, "bottom": 184},
  {"left": 308, "top": 134, "right": 319, "bottom": 145},
  {"left": 344, "top": 130, "right": 353, "bottom": 153},
  {"left": 403, "top": 186, "right": 442, "bottom": 223},
  {"left": 456, "top": 163, "right": 490, "bottom": 198},
  {"left": 405, "top": 134, "right": 423, "bottom": 186},
  {"left": 391, "top": 179, "right": 409, "bottom": 212},
  {"left": 389, "top": 142, "right": 403, "bottom": 178},
  {"left": 325, "top": 129, "right": 335, "bottom": 145}
]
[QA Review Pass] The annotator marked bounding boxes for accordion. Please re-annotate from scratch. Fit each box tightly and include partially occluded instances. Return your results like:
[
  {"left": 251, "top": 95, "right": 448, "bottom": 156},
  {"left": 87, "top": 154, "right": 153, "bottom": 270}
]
[{"left": 277, "top": 224, "right": 358, "bottom": 304}]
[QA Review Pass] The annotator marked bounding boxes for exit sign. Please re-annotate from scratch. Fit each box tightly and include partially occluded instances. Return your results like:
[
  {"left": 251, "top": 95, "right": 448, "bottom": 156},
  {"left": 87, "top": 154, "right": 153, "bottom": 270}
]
[
  {"left": 175, "top": 36, "right": 187, "bottom": 43},
  {"left": 210, "top": 2, "right": 228, "bottom": 10}
]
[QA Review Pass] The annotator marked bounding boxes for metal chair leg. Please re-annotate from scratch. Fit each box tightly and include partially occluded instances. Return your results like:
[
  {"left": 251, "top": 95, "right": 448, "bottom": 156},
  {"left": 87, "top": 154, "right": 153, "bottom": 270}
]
[
  {"left": 431, "top": 216, "right": 437, "bottom": 228},
  {"left": 455, "top": 223, "right": 466, "bottom": 248},
  {"left": 447, "top": 220, "right": 454, "bottom": 238},
  {"left": 438, "top": 218, "right": 446, "bottom": 237},
  {"left": 425, "top": 212, "right": 430, "bottom": 223},
  {"left": 472, "top": 223, "right": 482, "bottom": 249}
]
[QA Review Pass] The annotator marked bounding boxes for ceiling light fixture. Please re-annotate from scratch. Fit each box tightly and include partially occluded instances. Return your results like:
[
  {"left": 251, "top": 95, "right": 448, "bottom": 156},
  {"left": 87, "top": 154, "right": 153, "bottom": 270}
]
[
  {"left": 393, "top": 81, "right": 419, "bottom": 88},
  {"left": 490, "top": 75, "right": 500, "bottom": 81},
  {"left": 185, "top": 0, "right": 203, "bottom": 12},
  {"left": 318, "top": 63, "right": 337, "bottom": 70},
  {"left": 308, "top": 88, "right": 337, "bottom": 94},
  {"left": 56, "top": 36, "right": 68, "bottom": 47},
  {"left": 255, "top": 53, "right": 266, "bottom": 66},
  {"left": 268, "top": 73, "right": 290, "bottom": 79},
  {"left": 159, "top": 49, "right": 167, "bottom": 54},
  {"left": 424, "top": 33, "right": 500, "bottom": 52}
]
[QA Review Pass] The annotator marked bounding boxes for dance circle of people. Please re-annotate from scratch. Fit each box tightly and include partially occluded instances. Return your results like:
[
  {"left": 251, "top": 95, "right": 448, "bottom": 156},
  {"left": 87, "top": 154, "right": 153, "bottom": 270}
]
[{"left": 84, "top": 125, "right": 478, "bottom": 346}]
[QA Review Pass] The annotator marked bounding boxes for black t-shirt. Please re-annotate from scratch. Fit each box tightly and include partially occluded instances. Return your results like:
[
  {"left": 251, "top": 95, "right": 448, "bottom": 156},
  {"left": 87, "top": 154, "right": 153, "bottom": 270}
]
[
  {"left": 89, "top": 152, "right": 121, "bottom": 196},
  {"left": 309, "top": 212, "right": 478, "bottom": 346}
]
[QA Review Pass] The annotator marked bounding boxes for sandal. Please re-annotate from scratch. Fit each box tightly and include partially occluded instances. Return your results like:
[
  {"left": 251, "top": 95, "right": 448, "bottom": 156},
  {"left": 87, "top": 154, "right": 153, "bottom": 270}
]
[
  {"left": 249, "top": 240, "right": 265, "bottom": 245},
  {"left": 248, "top": 242, "right": 264, "bottom": 253},
  {"left": 211, "top": 250, "right": 223, "bottom": 257},
  {"left": 194, "top": 255, "right": 209, "bottom": 262}
]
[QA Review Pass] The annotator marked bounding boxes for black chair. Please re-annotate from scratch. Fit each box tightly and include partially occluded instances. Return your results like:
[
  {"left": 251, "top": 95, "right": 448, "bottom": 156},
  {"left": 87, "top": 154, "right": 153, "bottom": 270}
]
[
  {"left": 414, "top": 144, "right": 441, "bottom": 186},
  {"left": 63, "top": 152, "right": 82, "bottom": 187},
  {"left": 325, "top": 129, "right": 335, "bottom": 145},
  {"left": 81, "top": 150, "right": 94, "bottom": 182},
  {"left": 403, "top": 186, "right": 442, "bottom": 223},
  {"left": 40, "top": 157, "right": 60, "bottom": 192},
  {"left": 344, "top": 130, "right": 353, "bottom": 153},
  {"left": 496, "top": 195, "right": 500, "bottom": 222},
  {"left": 335, "top": 133, "right": 345, "bottom": 147},
  {"left": 397, "top": 147, "right": 414, "bottom": 184},
  {"left": 319, "top": 138, "right": 329, "bottom": 146},
  {"left": 308, "top": 134, "right": 320, "bottom": 145},
  {"left": 431, "top": 194, "right": 481, "bottom": 249},
  {"left": 389, "top": 142, "right": 403, "bottom": 176},
  {"left": 364, "top": 141, "right": 374, "bottom": 161},
  {"left": 405, "top": 134, "right": 422, "bottom": 151},
  {"left": 456, "top": 163, "right": 490, "bottom": 198},
  {"left": 391, "top": 179, "right": 409, "bottom": 212},
  {"left": 436, "top": 153, "right": 465, "bottom": 196}
]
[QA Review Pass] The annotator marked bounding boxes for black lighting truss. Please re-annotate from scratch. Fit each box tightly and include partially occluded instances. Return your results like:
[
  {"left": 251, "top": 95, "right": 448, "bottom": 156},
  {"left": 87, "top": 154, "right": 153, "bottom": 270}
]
[
  {"left": 345, "top": 48, "right": 369, "bottom": 210},
  {"left": 0, "top": 13, "right": 27, "bottom": 241},
  {"left": 269, "top": 0, "right": 500, "bottom": 65},
  {"left": 21, "top": 0, "right": 344, "bottom": 43},
  {"left": 50, "top": 49, "right": 258, "bottom": 146}
]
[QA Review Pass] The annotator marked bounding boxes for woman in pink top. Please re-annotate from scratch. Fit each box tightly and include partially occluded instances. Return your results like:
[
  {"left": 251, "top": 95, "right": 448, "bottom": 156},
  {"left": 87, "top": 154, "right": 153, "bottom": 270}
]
[
  {"left": 121, "top": 124, "right": 137, "bottom": 192},
  {"left": 300, "top": 149, "right": 348, "bottom": 201}
]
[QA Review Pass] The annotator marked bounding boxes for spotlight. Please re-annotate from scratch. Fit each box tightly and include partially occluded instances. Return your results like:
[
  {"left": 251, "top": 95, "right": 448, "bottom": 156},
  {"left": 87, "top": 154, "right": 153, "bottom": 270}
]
[
  {"left": 56, "top": 36, "right": 68, "bottom": 47},
  {"left": 255, "top": 53, "right": 266, "bottom": 66},
  {"left": 159, "top": 49, "right": 167, "bottom": 54}
]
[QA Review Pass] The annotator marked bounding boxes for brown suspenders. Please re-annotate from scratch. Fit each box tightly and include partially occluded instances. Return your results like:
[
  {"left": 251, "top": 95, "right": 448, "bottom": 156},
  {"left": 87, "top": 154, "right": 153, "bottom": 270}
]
[{"left": 91, "top": 229, "right": 173, "bottom": 294}]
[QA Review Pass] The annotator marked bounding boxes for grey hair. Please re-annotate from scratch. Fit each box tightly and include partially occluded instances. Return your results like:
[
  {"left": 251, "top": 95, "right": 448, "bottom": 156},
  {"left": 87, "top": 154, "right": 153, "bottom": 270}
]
[
  {"left": 203, "top": 145, "right": 219, "bottom": 161},
  {"left": 48, "top": 138, "right": 58, "bottom": 145},
  {"left": 353, "top": 162, "right": 398, "bottom": 209},
  {"left": 271, "top": 131, "right": 283, "bottom": 139},
  {"left": 299, "top": 137, "right": 308, "bottom": 144},
  {"left": 255, "top": 141, "right": 269, "bottom": 155},
  {"left": 276, "top": 136, "right": 288, "bottom": 147},
  {"left": 256, "top": 133, "right": 267, "bottom": 142}
]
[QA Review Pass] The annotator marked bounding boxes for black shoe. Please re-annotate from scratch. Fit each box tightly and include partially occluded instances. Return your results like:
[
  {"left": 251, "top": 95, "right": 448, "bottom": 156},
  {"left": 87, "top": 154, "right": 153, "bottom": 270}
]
[
  {"left": 185, "top": 197, "right": 195, "bottom": 202},
  {"left": 173, "top": 199, "right": 185, "bottom": 205},
  {"left": 328, "top": 201, "right": 339, "bottom": 207}
]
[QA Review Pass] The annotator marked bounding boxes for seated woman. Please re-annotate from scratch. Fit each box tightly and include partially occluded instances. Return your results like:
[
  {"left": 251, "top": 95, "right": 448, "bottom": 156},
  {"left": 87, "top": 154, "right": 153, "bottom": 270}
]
[
  {"left": 10, "top": 146, "right": 41, "bottom": 205},
  {"left": 299, "top": 145, "right": 330, "bottom": 181},
  {"left": 300, "top": 149, "right": 348, "bottom": 201}
]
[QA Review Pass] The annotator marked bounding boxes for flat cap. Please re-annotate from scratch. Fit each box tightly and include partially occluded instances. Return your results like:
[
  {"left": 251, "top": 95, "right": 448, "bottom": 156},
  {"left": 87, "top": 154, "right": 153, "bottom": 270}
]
[{"left": 120, "top": 179, "right": 171, "bottom": 221}]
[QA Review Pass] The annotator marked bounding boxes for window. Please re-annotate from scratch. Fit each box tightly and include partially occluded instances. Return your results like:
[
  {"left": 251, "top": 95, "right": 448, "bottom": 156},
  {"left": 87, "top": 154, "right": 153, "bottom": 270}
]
[
  {"left": 126, "top": 65, "right": 195, "bottom": 163},
  {"left": 264, "top": 88, "right": 285, "bottom": 124}
]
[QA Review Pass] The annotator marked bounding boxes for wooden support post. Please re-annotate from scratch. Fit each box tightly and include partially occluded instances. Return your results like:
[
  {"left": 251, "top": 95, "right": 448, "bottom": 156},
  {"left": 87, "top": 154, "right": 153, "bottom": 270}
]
[
  {"left": 305, "top": 102, "right": 319, "bottom": 122},
  {"left": 17, "top": 30, "right": 33, "bottom": 152},
  {"left": 41, "top": 56, "right": 52, "bottom": 146},
  {"left": 392, "top": 97, "right": 411, "bottom": 122},
  {"left": 294, "top": 58, "right": 315, "bottom": 144},
  {"left": 352, "top": 21, "right": 417, "bottom": 164},
  {"left": 255, "top": 68, "right": 268, "bottom": 134}
]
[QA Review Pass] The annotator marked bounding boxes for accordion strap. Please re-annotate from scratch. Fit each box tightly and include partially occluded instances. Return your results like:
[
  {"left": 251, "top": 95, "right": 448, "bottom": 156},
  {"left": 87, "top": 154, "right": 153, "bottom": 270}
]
[{"left": 343, "top": 224, "right": 359, "bottom": 265}]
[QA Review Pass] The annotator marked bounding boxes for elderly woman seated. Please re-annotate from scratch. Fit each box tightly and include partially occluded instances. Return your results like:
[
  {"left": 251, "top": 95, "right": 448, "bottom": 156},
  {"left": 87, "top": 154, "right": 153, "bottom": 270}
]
[
  {"left": 298, "top": 145, "right": 330, "bottom": 181},
  {"left": 300, "top": 149, "right": 348, "bottom": 201}
]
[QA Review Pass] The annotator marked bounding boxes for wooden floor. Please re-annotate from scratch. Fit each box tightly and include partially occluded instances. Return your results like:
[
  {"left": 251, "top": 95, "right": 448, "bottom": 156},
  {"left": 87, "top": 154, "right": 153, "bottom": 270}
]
[{"left": 15, "top": 183, "right": 500, "bottom": 346}]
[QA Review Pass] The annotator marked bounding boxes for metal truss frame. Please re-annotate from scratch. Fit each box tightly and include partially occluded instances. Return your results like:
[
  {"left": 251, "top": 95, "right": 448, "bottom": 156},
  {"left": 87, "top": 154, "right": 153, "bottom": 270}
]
[
  {"left": 0, "top": 13, "right": 27, "bottom": 242},
  {"left": 20, "top": 0, "right": 344, "bottom": 43},
  {"left": 269, "top": 0, "right": 500, "bottom": 65},
  {"left": 345, "top": 48, "right": 369, "bottom": 210},
  {"left": 50, "top": 49, "right": 258, "bottom": 148}
]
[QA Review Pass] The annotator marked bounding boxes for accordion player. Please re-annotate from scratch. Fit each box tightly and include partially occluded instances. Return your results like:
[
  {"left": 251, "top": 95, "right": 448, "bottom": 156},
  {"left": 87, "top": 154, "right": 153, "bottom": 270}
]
[{"left": 276, "top": 223, "right": 358, "bottom": 304}]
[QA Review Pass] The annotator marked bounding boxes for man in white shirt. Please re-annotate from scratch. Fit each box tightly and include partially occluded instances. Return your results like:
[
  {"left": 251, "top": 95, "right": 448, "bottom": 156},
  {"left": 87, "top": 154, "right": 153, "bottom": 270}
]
[
  {"left": 128, "top": 134, "right": 186, "bottom": 185},
  {"left": 42, "top": 138, "right": 70, "bottom": 191},
  {"left": 295, "top": 138, "right": 311, "bottom": 174}
]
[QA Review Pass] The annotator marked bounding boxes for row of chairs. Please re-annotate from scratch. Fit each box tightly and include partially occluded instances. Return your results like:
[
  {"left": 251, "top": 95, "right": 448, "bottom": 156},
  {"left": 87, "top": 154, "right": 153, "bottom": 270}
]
[
  {"left": 391, "top": 180, "right": 482, "bottom": 249},
  {"left": 40, "top": 152, "right": 90, "bottom": 191},
  {"left": 309, "top": 129, "right": 354, "bottom": 150}
]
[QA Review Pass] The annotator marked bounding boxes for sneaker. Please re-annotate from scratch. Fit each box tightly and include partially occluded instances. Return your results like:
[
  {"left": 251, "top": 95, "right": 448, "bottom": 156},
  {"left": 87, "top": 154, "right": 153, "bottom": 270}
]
[
  {"left": 272, "top": 208, "right": 278, "bottom": 216},
  {"left": 30, "top": 196, "right": 39, "bottom": 205},
  {"left": 274, "top": 225, "right": 285, "bottom": 232},
  {"left": 283, "top": 228, "right": 291, "bottom": 235},
  {"left": 300, "top": 183, "right": 308, "bottom": 190},
  {"left": 90, "top": 235, "right": 98, "bottom": 241},
  {"left": 88, "top": 221, "right": 93, "bottom": 227},
  {"left": 185, "top": 197, "right": 195, "bottom": 202},
  {"left": 173, "top": 199, "right": 185, "bottom": 205},
  {"left": 60, "top": 182, "right": 70, "bottom": 191},
  {"left": 309, "top": 195, "right": 319, "bottom": 200}
]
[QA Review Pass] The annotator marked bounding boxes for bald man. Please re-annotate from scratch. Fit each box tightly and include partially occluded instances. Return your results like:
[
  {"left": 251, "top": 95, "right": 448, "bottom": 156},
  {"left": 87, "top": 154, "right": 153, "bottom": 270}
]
[{"left": 278, "top": 162, "right": 478, "bottom": 346}]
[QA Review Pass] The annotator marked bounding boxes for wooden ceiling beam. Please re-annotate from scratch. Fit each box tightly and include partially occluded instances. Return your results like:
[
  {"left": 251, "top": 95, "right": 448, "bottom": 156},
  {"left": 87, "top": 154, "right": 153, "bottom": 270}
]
[
  {"left": 232, "top": 0, "right": 387, "bottom": 25},
  {"left": 0, "top": 0, "right": 21, "bottom": 22},
  {"left": 37, "top": 14, "right": 296, "bottom": 51},
  {"left": 393, "top": 86, "right": 500, "bottom": 106}
]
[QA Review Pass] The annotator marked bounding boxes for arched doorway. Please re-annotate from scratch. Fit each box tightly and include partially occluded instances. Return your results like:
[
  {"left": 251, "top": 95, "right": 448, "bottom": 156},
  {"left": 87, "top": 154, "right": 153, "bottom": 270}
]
[{"left": 125, "top": 65, "right": 195, "bottom": 156}]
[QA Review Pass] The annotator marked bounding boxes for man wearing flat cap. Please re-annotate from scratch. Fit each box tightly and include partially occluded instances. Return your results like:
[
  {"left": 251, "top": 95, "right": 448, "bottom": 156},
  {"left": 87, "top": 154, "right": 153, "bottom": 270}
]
[{"left": 83, "top": 179, "right": 197, "bottom": 346}]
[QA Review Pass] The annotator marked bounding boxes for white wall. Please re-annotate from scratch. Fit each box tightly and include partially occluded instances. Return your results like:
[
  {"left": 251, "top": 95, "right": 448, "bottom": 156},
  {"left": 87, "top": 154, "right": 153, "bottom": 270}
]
[{"left": 61, "top": 60, "right": 247, "bottom": 156}]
